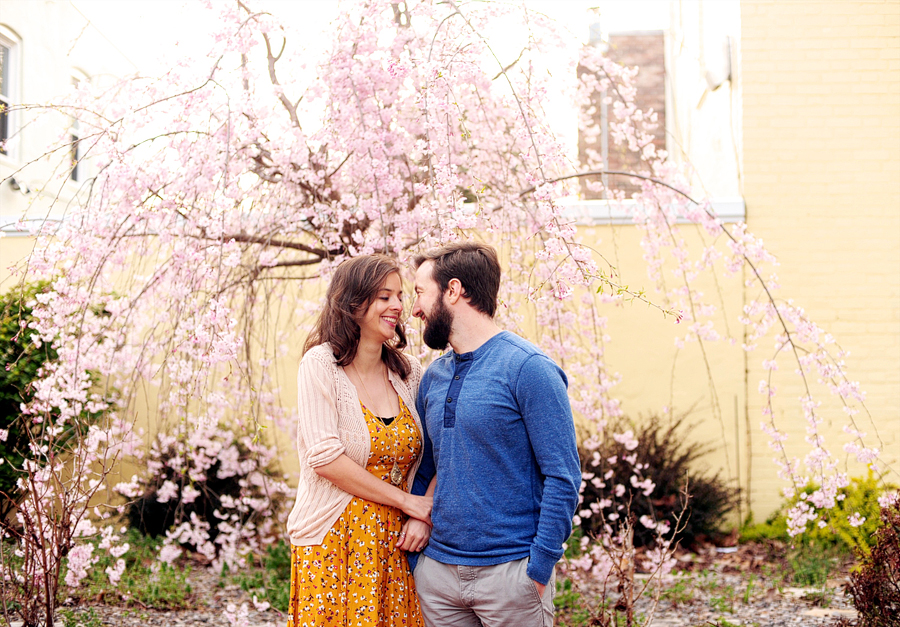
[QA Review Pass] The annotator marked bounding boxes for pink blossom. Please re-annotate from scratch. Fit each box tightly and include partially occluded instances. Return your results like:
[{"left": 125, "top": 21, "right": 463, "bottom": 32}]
[
  {"left": 64, "top": 544, "right": 96, "bottom": 588},
  {"left": 181, "top": 485, "right": 201, "bottom": 505},
  {"left": 613, "top": 431, "right": 639, "bottom": 451},
  {"left": 848, "top": 513, "right": 866, "bottom": 528},
  {"left": 225, "top": 602, "right": 250, "bottom": 627},
  {"left": 158, "top": 540, "right": 183, "bottom": 566},
  {"left": 251, "top": 595, "right": 270, "bottom": 612},
  {"left": 106, "top": 558, "right": 126, "bottom": 586},
  {"left": 156, "top": 480, "right": 179, "bottom": 503}
]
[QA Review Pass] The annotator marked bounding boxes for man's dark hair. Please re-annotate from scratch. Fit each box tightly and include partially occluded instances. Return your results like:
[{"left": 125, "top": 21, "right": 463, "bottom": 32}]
[{"left": 414, "top": 242, "right": 500, "bottom": 317}]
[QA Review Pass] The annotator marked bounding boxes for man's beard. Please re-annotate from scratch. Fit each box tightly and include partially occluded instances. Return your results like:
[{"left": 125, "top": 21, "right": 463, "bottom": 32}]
[{"left": 422, "top": 297, "right": 453, "bottom": 350}]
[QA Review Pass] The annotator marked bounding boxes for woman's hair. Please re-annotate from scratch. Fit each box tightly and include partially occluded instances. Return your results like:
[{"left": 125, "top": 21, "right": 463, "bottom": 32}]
[{"left": 304, "top": 254, "right": 411, "bottom": 380}]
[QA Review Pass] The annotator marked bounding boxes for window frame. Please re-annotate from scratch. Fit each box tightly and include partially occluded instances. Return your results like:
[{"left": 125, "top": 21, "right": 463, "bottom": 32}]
[
  {"left": 0, "top": 25, "right": 21, "bottom": 162},
  {"left": 68, "top": 69, "right": 90, "bottom": 183}
]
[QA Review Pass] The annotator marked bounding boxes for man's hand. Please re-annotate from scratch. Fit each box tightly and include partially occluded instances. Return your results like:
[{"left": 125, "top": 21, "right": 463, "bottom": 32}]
[
  {"left": 533, "top": 580, "right": 546, "bottom": 598},
  {"left": 396, "top": 517, "right": 431, "bottom": 552}
]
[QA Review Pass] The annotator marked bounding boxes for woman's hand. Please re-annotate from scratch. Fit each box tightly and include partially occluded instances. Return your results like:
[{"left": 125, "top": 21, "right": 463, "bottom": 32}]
[
  {"left": 400, "top": 493, "right": 433, "bottom": 526},
  {"left": 396, "top": 518, "right": 431, "bottom": 552}
]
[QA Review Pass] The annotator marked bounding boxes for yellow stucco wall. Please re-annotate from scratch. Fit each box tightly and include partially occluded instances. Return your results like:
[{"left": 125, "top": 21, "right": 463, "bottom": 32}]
[
  {"left": 568, "top": 225, "right": 749, "bottom": 520},
  {"left": 0, "top": 238, "right": 36, "bottom": 291},
  {"left": 741, "top": 0, "right": 900, "bottom": 513}
]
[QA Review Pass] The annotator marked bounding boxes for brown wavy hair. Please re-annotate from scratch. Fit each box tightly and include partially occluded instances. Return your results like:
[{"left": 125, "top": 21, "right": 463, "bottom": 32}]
[{"left": 303, "top": 255, "right": 411, "bottom": 380}]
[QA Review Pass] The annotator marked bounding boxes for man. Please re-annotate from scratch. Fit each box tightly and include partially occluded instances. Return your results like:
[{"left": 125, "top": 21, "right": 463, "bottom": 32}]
[{"left": 408, "top": 241, "right": 581, "bottom": 627}]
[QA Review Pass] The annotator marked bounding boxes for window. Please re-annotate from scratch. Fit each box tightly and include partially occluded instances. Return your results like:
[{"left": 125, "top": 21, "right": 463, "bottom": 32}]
[
  {"left": 0, "top": 38, "right": 13, "bottom": 155},
  {"left": 578, "top": 29, "right": 667, "bottom": 199},
  {"left": 0, "top": 26, "right": 20, "bottom": 159},
  {"left": 69, "top": 71, "right": 89, "bottom": 182},
  {"left": 69, "top": 122, "right": 82, "bottom": 180},
  {"left": 0, "top": 42, "right": 9, "bottom": 153}
]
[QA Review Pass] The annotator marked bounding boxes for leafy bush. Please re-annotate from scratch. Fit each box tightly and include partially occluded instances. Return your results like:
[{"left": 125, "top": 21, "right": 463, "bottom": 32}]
[
  {"left": 59, "top": 607, "right": 104, "bottom": 627},
  {"left": 0, "top": 282, "right": 57, "bottom": 519},
  {"left": 0, "top": 282, "right": 110, "bottom": 523},
  {"left": 787, "top": 545, "right": 846, "bottom": 588},
  {"left": 741, "top": 473, "right": 892, "bottom": 555},
  {"left": 553, "top": 577, "right": 592, "bottom": 626},
  {"left": 226, "top": 538, "right": 292, "bottom": 612},
  {"left": 62, "top": 528, "right": 193, "bottom": 609},
  {"left": 577, "top": 413, "right": 740, "bottom": 547},
  {"left": 848, "top": 501, "right": 900, "bottom": 625},
  {"left": 116, "top": 420, "right": 293, "bottom": 567}
]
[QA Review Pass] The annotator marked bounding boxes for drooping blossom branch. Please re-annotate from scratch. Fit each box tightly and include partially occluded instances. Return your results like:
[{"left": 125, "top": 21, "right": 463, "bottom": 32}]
[{"left": 1, "top": 2, "right": 890, "bottom": 623}]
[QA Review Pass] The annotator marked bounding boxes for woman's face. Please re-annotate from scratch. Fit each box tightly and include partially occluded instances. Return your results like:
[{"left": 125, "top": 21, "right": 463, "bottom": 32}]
[{"left": 357, "top": 271, "right": 403, "bottom": 344}]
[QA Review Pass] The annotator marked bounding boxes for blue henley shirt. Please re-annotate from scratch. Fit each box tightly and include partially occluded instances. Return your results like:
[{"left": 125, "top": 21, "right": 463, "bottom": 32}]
[{"left": 411, "top": 331, "right": 581, "bottom": 585}]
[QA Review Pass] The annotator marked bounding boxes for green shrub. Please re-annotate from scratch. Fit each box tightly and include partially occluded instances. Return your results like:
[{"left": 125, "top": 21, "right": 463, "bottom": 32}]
[
  {"left": 553, "top": 577, "right": 591, "bottom": 627},
  {"left": 0, "top": 282, "right": 57, "bottom": 519},
  {"left": 741, "top": 473, "right": 892, "bottom": 555},
  {"left": 738, "top": 511, "right": 787, "bottom": 544},
  {"left": 62, "top": 529, "right": 193, "bottom": 609},
  {"left": 225, "top": 538, "right": 292, "bottom": 612},
  {"left": 59, "top": 608, "right": 103, "bottom": 627},
  {"left": 578, "top": 413, "right": 740, "bottom": 547},
  {"left": 788, "top": 545, "right": 845, "bottom": 587},
  {"left": 0, "top": 282, "right": 110, "bottom": 523}
]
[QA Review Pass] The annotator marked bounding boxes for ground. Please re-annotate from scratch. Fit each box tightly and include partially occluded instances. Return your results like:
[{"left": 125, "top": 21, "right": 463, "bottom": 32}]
[
  {"left": 51, "top": 543, "right": 858, "bottom": 627},
  {"left": 556, "top": 542, "right": 858, "bottom": 627}
]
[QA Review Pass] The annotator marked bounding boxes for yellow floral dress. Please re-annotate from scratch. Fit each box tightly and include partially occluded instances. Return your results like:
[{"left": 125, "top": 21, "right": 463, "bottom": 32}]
[{"left": 286, "top": 397, "right": 424, "bottom": 627}]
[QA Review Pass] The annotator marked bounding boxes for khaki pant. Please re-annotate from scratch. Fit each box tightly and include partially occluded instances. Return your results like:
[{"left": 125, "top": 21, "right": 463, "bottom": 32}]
[{"left": 413, "top": 554, "right": 555, "bottom": 627}]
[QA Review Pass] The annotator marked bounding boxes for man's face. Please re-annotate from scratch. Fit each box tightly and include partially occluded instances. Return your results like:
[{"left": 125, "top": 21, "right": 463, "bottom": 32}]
[{"left": 412, "top": 261, "right": 454, "bottom": 350}]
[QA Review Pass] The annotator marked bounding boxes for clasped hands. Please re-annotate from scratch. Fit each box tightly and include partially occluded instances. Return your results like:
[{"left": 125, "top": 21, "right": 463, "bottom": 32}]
[
  {"left": 396, "top": 493, "right": 432, "bottom": 552},
  {"left": 395, "top": 493, "right": 546, "bottom": 596}
]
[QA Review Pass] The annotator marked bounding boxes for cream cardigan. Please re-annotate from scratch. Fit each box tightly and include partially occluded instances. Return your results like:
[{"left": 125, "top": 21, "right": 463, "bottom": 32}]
[{"left": 286, "top": 343, "right": 424, "bottom": 546}]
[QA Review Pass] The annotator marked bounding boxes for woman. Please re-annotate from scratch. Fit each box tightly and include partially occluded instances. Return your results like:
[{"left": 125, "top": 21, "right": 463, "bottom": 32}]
[{"left": 286, "top": 254, "right": 432, "bottom": 627}]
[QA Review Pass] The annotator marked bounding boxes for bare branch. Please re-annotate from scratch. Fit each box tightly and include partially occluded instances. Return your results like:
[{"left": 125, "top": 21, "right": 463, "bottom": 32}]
[
  {"left": 262, "top": 32, "right": 301, "bottom": 128},
  {"left": 492, "top": 47, "right": 526, "bottom": 81}
]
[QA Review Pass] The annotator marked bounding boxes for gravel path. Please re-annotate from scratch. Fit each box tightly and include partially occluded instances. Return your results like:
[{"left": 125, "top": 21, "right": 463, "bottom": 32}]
[
  {"left": 54, "top": 546, "right": 859, "bottom": 627},
  {"left": 631, "top": 572, "right": 856, "bottom": 627}
]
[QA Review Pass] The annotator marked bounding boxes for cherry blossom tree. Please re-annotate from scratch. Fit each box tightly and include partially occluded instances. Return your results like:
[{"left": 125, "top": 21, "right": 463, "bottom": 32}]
[{"left": 0, "top": 1, "right": 890, "bottom": 624}]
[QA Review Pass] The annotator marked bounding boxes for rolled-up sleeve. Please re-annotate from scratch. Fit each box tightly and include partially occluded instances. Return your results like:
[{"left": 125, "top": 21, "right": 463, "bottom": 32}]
[{"left": 297, "top": 354, "right": 345, "bottom": 468}]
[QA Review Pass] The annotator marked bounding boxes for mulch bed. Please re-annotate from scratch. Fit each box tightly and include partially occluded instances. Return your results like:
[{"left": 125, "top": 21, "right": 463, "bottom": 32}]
[
  {"left": 561, "top": 542, "right": 858, "bottom": 627},
  {"left": 53, "top": 543, "right": 859, "bottom": 627}
]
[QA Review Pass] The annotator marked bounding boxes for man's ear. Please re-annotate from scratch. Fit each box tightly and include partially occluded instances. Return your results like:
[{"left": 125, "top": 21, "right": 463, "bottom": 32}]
[{"left": 445, "top": 278, "right": 464, "bottom": 305}]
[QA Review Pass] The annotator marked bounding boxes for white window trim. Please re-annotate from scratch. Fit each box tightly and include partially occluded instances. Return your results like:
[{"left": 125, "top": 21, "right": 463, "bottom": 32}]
[
  {"left": 0, "top": 215, "right": 62, "bottom": 238},
  {"left": 0, "top": 24, "right": 21, "bottom": 164},
  {"left": 560, "top": 197, "right": 746, "bottom": 225}
]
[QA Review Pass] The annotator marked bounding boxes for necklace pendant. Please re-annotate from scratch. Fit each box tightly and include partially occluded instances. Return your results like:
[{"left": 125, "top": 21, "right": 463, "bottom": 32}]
[{"left": 390, "top": 462, "right": 403, "bottom": 486}]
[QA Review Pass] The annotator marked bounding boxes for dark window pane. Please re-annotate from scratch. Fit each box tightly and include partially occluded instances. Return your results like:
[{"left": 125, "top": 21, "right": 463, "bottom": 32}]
[
  {"left": 0, "top": 44, "right": 8, "bottom": 98},
  {"left": 0, "top": 104, "right": 8, "bottom": 154},
  {"left": 70, "top": 134, "right": 79, "bottom": 181}
]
